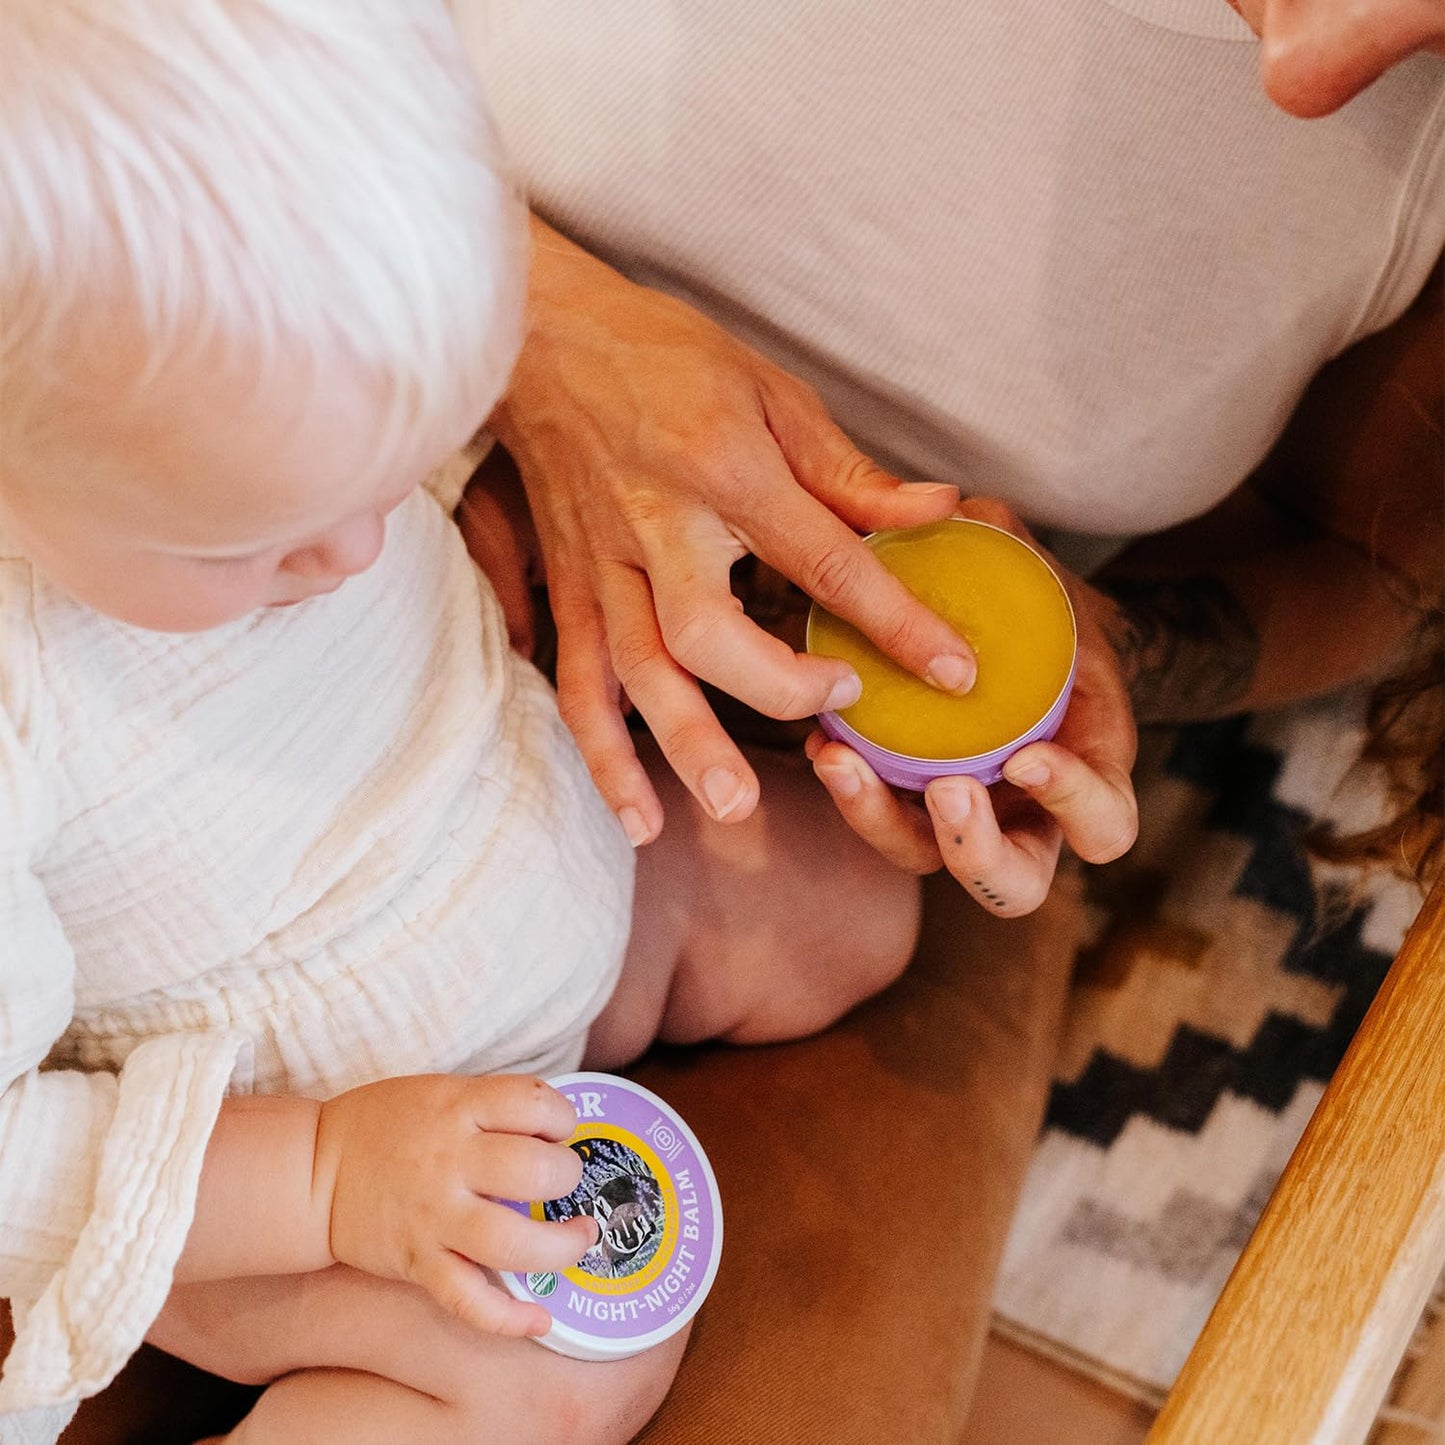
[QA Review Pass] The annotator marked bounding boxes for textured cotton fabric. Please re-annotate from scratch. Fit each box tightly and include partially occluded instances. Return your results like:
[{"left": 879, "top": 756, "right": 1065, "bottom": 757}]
[
  {"left": 459, "top": 0, "right": 1445, "bottom": 554},
  {"left": 0, "top": 487, "right": 632, "bottom": 1429}
]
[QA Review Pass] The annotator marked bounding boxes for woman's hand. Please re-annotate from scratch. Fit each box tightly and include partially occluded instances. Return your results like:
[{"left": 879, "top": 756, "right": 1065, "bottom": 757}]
[
  {"left": 456, "top": 446, "right": 542, "bottom": 659},
  {"left": 806, "top": 500, "right": 1139, "bottom": 917},
  {"left": 313, "top": 1073, "right": 597, "bottom": 1337},
  {"left": 490, "top": 215, "right": 977, "bottom": 846}
]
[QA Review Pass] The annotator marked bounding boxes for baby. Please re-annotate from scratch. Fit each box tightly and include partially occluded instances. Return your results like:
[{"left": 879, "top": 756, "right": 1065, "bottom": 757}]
[{"left": 0, "top": 2, "right": 919, "bottom": 1442}]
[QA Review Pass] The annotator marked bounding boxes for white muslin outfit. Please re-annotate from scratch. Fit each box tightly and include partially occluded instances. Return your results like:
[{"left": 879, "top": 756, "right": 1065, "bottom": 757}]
[
  {"left": 459, "top": 0, "right": 1445, "bottom": 565},
  {"left": 0, "top": 475, "right": 633, "bottom": 1439}
]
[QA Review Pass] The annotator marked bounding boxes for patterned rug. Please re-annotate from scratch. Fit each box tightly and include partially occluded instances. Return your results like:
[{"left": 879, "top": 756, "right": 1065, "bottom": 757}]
[{"left": 991, "top": 690, "right": 1427, "bottom": 1404}]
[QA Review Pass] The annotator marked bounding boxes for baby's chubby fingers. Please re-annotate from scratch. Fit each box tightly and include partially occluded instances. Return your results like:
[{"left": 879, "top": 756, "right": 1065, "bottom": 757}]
[
  {"left": 1000, "top": 741, "right": 1138, "bottom": 864},
  {"left": 462, "top": 1130, "right": 585, "bottom": 1205},
  {"left": 458, "top": 1073, "right": 583, "bottom": 1143},
  {"left": 449, "top": 1196, "right": 600, "bottom": 1276},
  {"left": 414, "top": 1248, "right": 554, "bottom": 1339}
]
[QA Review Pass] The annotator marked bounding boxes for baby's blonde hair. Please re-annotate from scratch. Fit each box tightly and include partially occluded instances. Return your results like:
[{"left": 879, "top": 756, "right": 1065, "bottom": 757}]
[{"left": 1, "top": 0, "right": 526, "bottom": 462}]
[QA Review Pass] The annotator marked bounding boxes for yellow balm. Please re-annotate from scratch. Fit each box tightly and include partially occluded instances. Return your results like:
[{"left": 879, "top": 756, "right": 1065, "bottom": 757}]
[{"left": 807, "top": 520, "right": 1076, "bottom": 774}]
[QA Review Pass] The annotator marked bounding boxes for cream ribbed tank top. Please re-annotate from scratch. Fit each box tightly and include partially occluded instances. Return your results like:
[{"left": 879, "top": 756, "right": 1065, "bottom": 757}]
[{"left": 460, "top": 0, "right": 1445, "bottom": 544}]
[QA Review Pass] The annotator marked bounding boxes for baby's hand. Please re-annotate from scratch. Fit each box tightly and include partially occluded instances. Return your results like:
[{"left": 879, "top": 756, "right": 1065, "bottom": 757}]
[{"left": 313, "top": 1073, "right": 596, "bottom": 1336}]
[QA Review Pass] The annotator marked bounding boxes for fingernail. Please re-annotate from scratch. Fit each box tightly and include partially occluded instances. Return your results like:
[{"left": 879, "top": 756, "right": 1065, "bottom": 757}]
[
  {"left": 929, "top": 779, "right": 971, "bottom": 826},
  {"left": 926, "top": 653, "right": 976, "bottom": 695},
  {"left": 814, "top": 758, "right": 863, "bottom": 799},
  {"left": 899, "top": 482, "right": 958, "bottom": 498},
  {"left": 618, "top": 806, "right": 651, "bottom": 847},
  {"left": 823, "top": 671, "right": 863, "bottom": 712},
  {"left": 1004, "top": 757, "right": 1049, "bottom": 788},
  {"left": 702, "top": 768, "right": 746, "bottom": 821}
]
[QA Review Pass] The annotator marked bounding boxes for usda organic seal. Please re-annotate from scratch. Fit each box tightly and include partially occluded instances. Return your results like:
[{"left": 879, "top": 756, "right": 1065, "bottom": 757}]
[{"left": 498, "top": 1072, "right": 724, "bottom": 1361}]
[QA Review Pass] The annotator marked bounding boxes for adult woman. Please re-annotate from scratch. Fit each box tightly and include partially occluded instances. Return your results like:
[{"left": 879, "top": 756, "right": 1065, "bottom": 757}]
[
  {"left": 24, "top": 9, "right": 1440, "bottom": 1444},
  {"left": 454, "top": 0, "right": 1443, "bottom": 922}
]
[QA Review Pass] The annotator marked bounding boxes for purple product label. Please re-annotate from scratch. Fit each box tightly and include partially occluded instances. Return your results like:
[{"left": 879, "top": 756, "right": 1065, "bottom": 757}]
[{"left": 501, "top": 1076, "right": 720, "bottom": 1344}]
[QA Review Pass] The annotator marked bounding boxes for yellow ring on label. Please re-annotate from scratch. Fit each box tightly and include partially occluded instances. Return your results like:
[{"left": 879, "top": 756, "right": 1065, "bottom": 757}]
[{"left": 528, "top": 1123, "right": 680, "bottom": 1296}]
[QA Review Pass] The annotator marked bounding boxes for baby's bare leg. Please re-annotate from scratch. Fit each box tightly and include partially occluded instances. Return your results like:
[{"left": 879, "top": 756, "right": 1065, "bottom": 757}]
[
  {"left": 587, "top": 739, "right": 922, "bottom": 1068},
  {"left": 148, "top": 1266, "right": 685, "bottom": 1445}
]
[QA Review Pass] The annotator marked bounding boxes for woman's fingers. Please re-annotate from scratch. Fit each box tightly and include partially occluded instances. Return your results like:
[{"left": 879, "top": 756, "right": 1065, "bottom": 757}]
[
  {"left": 756, "top": 376, "right": 980, "bottom": 687},
  {"left": 737, "top": 474, "right": 978, "bottom": 697},
  {"left": 805, "top": 734, "right": 944, "bottom": 874},
  {"left": 760, "top": 375, "right": 964, "bottom": 533},
  {"left": 924, "top": 775, "right": 1064, "bottom": 918},
  {"left": 1000, "top": 575, "right": 1140, "bottom": 865},
  {"left": 647, "top": 514, "right": 864, "bottom": 720},
  {"left": 806, "top": 734, "right": 1074, "bottom": 916},
  {"left": 1001, "top": 741, "right": 1138, "bottom": 864},
  {"left": 549, "top": 572, "right": 664, "bottom": 846},
  {"left": 807, "top": 733, "right": 1069, "bottom": 913},
  {"left": 595, "top": 560, "right": 761, "bottom": 827}
]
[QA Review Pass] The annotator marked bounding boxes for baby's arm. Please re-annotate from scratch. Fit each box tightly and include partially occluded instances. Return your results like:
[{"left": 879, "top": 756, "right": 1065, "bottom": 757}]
[{"left": 172, "top": 1094, "right": 329, "bottom": 1281}]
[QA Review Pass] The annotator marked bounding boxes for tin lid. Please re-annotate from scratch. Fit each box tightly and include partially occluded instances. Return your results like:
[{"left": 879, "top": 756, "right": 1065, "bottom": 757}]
[{"left": 497, "top": 1072, "right": 724, "bottom": 1361}]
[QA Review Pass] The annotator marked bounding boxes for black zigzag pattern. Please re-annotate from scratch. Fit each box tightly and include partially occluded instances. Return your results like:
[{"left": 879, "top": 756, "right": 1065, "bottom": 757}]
[{"left": 1045, "top": 718, "right": 1395, "bottom": 1149}]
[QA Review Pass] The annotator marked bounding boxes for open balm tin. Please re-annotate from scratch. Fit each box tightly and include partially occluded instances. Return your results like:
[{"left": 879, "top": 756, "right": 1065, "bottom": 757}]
[
  {"left": 806, "top": 519, "right": 1078, "bottom": 790},
  {"left": 497, "top": 1072, "right": 723, "bottom": 1362}
]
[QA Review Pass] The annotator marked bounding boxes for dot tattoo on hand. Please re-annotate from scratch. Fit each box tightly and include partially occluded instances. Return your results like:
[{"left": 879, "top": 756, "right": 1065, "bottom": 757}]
[{"left": 972, "top": 878, "right": 1009, "bottom": 911}]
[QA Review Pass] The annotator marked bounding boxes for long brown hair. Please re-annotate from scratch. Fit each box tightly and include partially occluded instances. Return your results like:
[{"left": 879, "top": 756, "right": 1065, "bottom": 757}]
[{"left": 1307, "top": 610, "right": 1443, "bottom": 891}]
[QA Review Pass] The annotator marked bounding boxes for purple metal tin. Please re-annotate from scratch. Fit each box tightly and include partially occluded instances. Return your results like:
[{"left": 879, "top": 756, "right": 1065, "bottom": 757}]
[
  {"left": 807, "top": 521, "right": 1078, "bottom": 791},
  {"left": 496, "top": 1072, "right": 723, "bottom": 1361}
]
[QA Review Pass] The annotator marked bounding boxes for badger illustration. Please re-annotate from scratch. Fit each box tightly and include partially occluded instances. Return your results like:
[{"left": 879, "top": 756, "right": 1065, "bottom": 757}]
[{"left": 545, "top": 1136, "right": 665, "bottom": 1279}]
